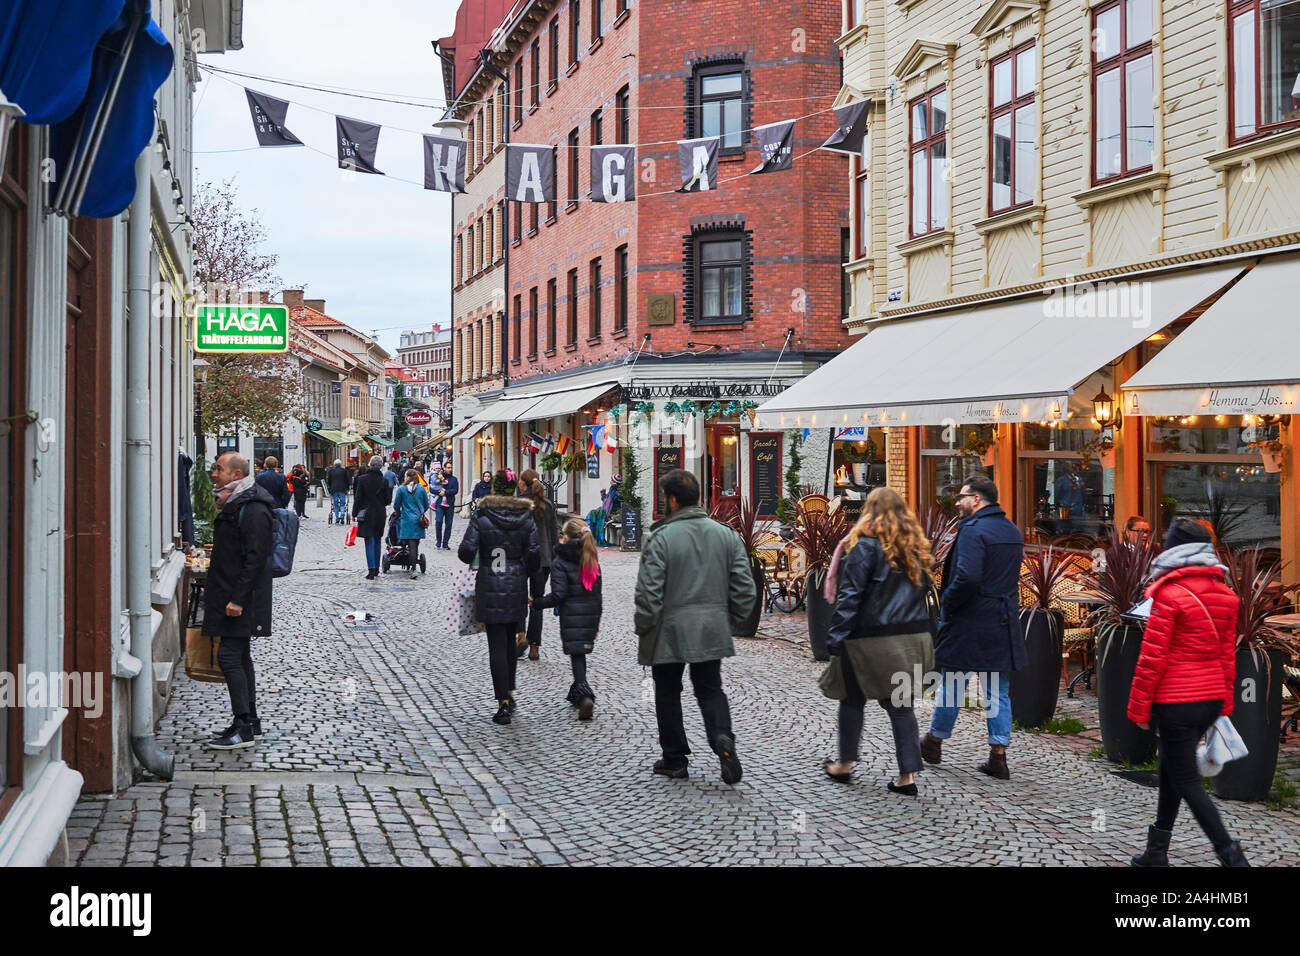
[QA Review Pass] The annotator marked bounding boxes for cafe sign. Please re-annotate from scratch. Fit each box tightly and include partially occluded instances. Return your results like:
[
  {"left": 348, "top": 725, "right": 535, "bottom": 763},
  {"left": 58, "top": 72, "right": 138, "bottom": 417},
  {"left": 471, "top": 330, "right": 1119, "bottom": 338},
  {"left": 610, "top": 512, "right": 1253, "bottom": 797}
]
[
  {"left": 194, "top": 304, "right": 289, "bottom": 353},
  {"left": 1124, "top": 384, "right": 1300, "bottom": 418}
]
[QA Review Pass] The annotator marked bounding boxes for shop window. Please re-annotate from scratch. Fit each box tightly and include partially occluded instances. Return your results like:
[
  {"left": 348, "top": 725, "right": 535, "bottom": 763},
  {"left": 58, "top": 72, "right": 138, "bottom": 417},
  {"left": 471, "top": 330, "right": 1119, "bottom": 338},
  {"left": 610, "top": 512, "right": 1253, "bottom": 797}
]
[
  {"left": 990, "top": 40, "right": 1037, "bottom": 213},
  {"left": 1017, "top": 423, "right": 1114, "bottom": 541},
  {"left": 909, "top": 86, "right": 949, "bottom": 236},
  {"left": 1229, "top": 0, "right": 1300, "bottom": 143},
  {"left": 831, "top": 428, "right": 887, "bottom": 490},
  {"left": 921, "top": 424, "right": 993, "bottom": 516},
  {"left": 1146, "top": 417, "right": 1281, "bottom": 549},
  {"left": 218, "top": 435, "right": 239, "bottom": 455},
  {"left": 1091, "top": 0, "right": 1154, "bottom": 182}
]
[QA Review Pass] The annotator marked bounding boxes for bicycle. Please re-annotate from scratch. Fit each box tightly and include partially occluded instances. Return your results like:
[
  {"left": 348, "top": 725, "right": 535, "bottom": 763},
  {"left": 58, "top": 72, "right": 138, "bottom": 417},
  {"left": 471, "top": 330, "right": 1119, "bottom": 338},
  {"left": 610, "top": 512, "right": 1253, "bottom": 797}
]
[{"left": 765, "top": 572, "right": 806, "bottom": 613}]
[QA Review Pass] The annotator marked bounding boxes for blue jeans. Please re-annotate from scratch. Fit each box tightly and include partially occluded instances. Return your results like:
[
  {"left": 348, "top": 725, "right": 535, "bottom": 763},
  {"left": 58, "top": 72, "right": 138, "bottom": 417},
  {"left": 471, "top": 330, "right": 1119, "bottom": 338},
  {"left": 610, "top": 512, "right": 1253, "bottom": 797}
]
[
  {"left": 928, "top": 669, "right": 1012, "bottom": 747},
  {"left": 435, "top": 504, "right": 454, "bottom": 547},
  {"left": 363, "top": 535, "right": 382, "bottom": 570},
  {"left": 331, "top": 492, "right": 347, "bottom": 521}
]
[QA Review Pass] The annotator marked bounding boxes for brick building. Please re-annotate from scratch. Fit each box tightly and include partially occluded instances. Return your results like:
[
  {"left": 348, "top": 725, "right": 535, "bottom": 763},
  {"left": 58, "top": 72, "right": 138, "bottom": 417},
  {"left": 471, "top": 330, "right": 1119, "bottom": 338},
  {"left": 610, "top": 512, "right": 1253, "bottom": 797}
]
[{"left": 440, "top": 0, "right": 849, "bottom": 521}]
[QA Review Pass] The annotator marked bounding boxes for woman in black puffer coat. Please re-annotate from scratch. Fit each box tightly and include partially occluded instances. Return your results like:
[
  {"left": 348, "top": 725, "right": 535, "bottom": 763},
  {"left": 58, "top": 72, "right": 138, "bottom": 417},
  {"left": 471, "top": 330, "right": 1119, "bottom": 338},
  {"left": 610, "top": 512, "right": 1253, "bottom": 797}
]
[
  {"left": 458, "top": 470, "right": 539, "bottom": 724},
  {"left": 534, "top": 518, "right": 603, "bottom": 721}
]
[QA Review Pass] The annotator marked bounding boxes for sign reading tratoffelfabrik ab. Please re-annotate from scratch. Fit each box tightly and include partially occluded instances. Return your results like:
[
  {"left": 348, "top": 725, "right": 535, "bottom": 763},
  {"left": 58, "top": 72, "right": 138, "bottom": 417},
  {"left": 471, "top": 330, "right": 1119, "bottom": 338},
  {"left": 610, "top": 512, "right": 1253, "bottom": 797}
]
[{"left": 194, "top": 304, "right": 290, "bottom": 353}]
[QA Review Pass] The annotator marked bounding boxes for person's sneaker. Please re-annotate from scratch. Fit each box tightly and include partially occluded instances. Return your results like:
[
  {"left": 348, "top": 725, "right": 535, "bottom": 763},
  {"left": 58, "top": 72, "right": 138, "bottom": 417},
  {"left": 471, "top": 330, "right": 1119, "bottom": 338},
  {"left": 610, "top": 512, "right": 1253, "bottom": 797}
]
[
  {"left": 209, "top": 721, "right": 254, "bottom": 750},
  {"left": 492, "top": 705, "right": 511, "bottom": 725},
  {"left": 210, "top": 722, "right": 240, "bottom": 741},
  {"left": 920, "top": 733, "right": 943, "bottom": 765},
  {"left": 713, "top": 734, "right": 743, "bottom": 785},
  {"left": 653, "top": 759, "right": 688, "bottom": 779},
  {"left": 249, "top": 718, "right": 264, "bottom": 740},
  {"left": 577, "top": 697, "right": 594, "bottom": 721}
]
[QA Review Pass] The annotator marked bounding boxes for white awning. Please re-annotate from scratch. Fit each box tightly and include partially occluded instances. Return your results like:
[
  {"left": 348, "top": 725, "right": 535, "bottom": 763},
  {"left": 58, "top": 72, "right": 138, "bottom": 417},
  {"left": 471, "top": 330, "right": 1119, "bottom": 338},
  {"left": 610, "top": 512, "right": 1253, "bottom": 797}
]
[
  {"left": 755, "top": 263, "right": 1246, "bottom": 428},
  {"left": 517, "top": 381, "right": 619, "bottom": 420},
  {"left": 1122, "top": 253, "right": 1300, "bottom": 417},
  {"left": 468, "top": 395, "right": 546, "bottom": 423}
]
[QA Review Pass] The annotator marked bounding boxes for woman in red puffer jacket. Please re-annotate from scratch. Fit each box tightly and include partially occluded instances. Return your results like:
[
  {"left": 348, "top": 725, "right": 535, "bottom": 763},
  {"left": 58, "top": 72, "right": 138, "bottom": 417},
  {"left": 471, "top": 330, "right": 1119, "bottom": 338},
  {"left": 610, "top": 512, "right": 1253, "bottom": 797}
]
[{"left": 1128, "top": 518, "right": 1246, "bottom": 867}]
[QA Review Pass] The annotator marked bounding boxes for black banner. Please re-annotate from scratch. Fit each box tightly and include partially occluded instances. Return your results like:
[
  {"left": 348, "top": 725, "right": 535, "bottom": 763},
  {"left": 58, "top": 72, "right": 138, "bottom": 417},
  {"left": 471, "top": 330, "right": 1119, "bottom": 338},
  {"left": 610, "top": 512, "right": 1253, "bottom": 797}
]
[
  {"left": 506, "top": 143, "right": 555, "bottom": 202},
  {"left": 350, "top": 384, "right": 361, "bottom": 397},
  {"left": 331, "top": 381, "right": 342, "bottom": 394},
  {"left": 751, "top": 121, "right": 794, "bottom": 174},
  {"left": 748, "top": 433, "right": 782, "bottom": 517},
  {"left": 336, "top": 116, "right": 383, "bottom": 174},
  {"left": 820, "top": 101, "right": 869, "bottom": 155},
  {"left": 245, "top": 89, "right": 302, "bottom": 147},
  {"left": 422, "top": 134, "right": 466, "bottom": 193},
  {"left": 654, "top": 445, "right": 685, "bottom": 517},
  {"left": 677, "top": 136, "right": 719, "bottom": 192},
  {"left": 591, "top": 145, "right": 636, "bottom": 202}
]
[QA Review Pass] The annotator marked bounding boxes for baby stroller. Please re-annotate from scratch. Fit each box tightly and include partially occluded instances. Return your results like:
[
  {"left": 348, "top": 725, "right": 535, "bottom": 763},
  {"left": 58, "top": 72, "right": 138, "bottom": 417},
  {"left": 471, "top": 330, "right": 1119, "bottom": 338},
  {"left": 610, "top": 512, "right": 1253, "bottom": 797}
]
[{"left": 380, "top": 509, "right": 426, "bottom": 575}]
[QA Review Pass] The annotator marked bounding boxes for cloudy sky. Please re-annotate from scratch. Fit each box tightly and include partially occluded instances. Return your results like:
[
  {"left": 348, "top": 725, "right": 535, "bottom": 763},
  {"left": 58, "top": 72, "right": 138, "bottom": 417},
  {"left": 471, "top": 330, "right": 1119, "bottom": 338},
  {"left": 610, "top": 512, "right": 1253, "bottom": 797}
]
[{"left": 193, "top": 0, "right": 460, "bottom": 356}]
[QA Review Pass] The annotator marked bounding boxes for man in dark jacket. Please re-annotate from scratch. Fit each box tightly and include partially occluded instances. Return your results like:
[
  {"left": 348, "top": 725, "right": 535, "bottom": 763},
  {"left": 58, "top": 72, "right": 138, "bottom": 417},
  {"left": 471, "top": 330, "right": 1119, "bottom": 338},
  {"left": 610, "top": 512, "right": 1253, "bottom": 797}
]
[
  {"left": 353, "top": 455, "right": 393, "bottom": 579},
  {"left": 633, "top": 469, "right": 752, "bottom": 785},
  {"left": 431, "top": 461, "right": 460, "bottom": 550},
  {"left": 204, "top": 453, "right": 276, "bottom": 750},
  {"left": 255, "top": 455, "right": 291, "bottom": 508},
  {"left": 921, "top": 473, "right": 1025, "bottom": 779},
  {"left": 326, "top": 459, "right": 350, "bottom": 524}
]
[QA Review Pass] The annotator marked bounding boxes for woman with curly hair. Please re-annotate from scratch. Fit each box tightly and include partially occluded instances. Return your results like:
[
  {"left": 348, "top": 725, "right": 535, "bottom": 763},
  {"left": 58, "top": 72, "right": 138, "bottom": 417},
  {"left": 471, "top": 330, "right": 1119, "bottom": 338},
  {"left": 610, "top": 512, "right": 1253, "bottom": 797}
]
[{"left": 823, "top": 487, "right": 935, "bottom": 795}]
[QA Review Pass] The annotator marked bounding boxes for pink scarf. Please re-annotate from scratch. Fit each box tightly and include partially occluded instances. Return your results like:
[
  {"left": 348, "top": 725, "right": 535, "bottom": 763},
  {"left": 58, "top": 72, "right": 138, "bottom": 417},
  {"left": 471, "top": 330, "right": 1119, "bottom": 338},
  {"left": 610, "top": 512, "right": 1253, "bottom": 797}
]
[{"left": 824, "top": 537, "right": 849, "bottom": 603}]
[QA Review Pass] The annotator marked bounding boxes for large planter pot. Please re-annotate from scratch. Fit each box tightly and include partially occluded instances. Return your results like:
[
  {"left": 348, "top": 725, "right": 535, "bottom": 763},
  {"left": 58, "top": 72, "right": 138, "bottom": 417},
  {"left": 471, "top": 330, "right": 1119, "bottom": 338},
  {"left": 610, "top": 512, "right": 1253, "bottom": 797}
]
[
  {"left": 1212, "top": 646, "right": 1286, "bottom": 802},
  {"left": 735, "top": 558, "right": 765, "bottom": 638},
  {"left": 1096, "top": 622, "right": 1157, "bottom": 764},
  {"left": 1010, "top": 608, "right": 1064, "bottom": 728},
  {"left": 805, "top": 571, "right": 832, "bottom": 662}
]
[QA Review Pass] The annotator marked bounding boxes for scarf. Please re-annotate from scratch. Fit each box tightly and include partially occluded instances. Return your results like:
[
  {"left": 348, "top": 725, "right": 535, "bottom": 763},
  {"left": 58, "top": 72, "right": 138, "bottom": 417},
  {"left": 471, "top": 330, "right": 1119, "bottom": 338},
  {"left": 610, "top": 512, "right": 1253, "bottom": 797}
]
[
  {"left": 1147, "top": 541, "right": 1229, "bottom": 585},
  {"left": 215, "top": 474, "right": 255, "bottom": 511}
]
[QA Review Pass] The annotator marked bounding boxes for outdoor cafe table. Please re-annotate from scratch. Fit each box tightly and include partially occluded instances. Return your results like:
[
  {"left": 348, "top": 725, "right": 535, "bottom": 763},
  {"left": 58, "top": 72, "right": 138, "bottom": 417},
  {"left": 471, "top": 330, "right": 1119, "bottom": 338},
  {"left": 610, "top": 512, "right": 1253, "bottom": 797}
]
[{"left": 1057, "top": 590, "right": 1108, "bottom": 698}]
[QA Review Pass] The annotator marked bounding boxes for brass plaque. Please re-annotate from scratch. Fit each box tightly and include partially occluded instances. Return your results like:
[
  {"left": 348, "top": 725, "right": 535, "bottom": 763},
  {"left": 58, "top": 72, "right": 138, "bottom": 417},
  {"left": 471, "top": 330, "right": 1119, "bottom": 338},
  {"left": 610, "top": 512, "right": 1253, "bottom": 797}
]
[{"left": 646, "top": 293, "right": 675, "bottom": 326}]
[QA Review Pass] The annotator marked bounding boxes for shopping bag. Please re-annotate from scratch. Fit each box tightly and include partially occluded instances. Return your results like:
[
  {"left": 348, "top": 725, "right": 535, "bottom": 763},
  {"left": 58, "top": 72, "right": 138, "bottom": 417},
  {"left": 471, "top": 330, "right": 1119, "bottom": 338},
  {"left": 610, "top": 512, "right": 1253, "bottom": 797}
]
[
  {"left": 817, "top": 655, "right": 847, "bottom": 700},
  {"left": 450, "top": 564, "right": 477, "bottom": 599},
  {"left": 344, "top": 524, "right": 357, "bottom": 547},
  {"left": 184, "top": 626, "right": 225, "bottom": 683},
  {"left": 1196, "top": 715, "right": 1249, "bottom": 777}
]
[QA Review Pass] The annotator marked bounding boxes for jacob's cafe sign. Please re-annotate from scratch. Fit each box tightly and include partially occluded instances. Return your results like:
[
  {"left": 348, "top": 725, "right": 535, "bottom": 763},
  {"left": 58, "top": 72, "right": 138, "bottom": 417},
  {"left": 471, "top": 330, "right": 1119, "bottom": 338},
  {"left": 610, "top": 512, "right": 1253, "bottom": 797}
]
[{"left": 194, "top": 304, "right": 289, "bottom": 353}]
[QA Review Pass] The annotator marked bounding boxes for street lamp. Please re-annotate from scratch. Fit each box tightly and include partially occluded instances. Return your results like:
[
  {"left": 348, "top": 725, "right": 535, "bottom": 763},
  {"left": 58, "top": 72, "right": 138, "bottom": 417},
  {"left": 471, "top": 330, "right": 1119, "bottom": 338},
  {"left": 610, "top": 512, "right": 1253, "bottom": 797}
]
[{"left": 1092, "top": 387, "right": 1121, "bottom": 430}]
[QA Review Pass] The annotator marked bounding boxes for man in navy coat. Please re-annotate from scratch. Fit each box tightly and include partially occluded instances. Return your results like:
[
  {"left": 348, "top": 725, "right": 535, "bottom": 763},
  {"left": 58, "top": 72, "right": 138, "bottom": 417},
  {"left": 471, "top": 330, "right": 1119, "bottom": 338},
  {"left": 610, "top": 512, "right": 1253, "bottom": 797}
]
[{"left": 921, "top": 473, "right": 1025, "bottom": 779}]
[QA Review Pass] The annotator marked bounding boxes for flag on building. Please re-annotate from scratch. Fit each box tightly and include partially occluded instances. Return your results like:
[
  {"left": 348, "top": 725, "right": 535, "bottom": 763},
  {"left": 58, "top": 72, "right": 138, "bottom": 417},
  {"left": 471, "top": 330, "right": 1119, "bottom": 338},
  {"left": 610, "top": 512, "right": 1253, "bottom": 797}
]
[
  {"left": 541, "top": 433, "right": 556, "bottom": 455},
  {"left": 526, "top": 431, "right": 543, "bottom": 454},
  {"left": 555, "top": 434, "right": 571, "bottom": 456},
  {"left": 586, "top": 423, "right": 606, "bottom": 454}
]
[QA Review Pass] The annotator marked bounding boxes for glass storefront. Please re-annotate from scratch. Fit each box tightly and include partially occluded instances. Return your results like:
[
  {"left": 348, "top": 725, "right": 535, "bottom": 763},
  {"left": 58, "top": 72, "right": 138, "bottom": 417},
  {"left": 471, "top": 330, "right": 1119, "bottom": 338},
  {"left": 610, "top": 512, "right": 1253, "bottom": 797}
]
[
  {"left": 1019, "top": 423, "right": 1114, "bottom": 540},
  {"left": 832, "top": 426, "right": 887, "bottom": 489},
  {"left": 921, "top": 424, "right": 992, "bottom": 515}
]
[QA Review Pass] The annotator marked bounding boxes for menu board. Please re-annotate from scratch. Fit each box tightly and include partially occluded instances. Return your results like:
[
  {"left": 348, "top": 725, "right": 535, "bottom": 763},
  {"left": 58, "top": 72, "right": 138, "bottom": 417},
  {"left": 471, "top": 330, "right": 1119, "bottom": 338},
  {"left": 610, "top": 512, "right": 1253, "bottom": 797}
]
[
  {"left": 748, "top": 433, "right": 782, "bottom": 518},
  {"left": 587, "top": 453, "right": 600, "bottom": 479},
  {"left": 654, "top": 445, "right": 684, "bottom": 517},
  {"left": 621, "top": 507, "right": 641, "bottom": 550}
]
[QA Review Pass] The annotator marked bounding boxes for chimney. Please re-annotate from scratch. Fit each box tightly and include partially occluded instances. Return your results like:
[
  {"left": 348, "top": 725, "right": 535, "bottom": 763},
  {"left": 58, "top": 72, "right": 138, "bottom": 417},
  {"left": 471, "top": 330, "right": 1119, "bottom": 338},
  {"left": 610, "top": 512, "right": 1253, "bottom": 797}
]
[
  {"left": 258, "top": 290, "right": 270, "bottom": 304},
  {"left": 305, "top": 298, "right": 326, "bottom": 313},
  {"left": 282, "top": 289, "right": 305, "bottom": 308}
]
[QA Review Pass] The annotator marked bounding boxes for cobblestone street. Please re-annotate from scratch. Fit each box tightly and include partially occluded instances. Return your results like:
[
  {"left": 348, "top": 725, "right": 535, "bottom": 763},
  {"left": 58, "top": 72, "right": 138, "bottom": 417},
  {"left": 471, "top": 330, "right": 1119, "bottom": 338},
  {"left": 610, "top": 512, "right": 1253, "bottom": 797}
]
[{"left": 69, "top": 509, "right": 1300, "bottom": 867}]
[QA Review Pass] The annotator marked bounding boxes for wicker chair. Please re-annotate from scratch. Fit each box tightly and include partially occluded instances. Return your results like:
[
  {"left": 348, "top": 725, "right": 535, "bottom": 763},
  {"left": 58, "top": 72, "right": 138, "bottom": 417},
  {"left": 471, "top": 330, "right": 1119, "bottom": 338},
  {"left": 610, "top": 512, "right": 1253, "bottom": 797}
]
[{"left": 797, "top": 494, "right": 830, "bottom": 517}]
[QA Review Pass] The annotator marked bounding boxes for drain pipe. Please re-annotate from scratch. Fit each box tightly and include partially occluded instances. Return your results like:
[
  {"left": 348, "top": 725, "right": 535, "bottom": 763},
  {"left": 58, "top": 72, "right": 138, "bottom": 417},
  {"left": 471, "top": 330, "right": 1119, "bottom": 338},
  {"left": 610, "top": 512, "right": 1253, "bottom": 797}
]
[{"left": 127, "top": 149, "right": 174, "bottom": 780}]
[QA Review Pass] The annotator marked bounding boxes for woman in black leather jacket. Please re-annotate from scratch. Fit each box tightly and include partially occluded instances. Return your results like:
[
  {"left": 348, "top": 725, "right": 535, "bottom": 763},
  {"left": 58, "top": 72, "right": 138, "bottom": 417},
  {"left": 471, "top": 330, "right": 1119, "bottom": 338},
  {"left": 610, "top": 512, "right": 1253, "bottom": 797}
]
[
  {"left": 824, "top": 487, "right": 935, "bottom": 795},
  {"left": 458, "top": 470, "right": 540, "bottom": 724}
]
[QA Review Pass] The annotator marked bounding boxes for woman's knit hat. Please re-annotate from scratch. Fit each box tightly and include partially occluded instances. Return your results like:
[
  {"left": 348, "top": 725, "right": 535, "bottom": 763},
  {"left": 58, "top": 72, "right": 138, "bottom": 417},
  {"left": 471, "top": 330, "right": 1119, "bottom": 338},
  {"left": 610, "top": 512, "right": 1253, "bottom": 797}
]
[{"left": 1164, "top": 517, "right": 1212, "bottom": 550}]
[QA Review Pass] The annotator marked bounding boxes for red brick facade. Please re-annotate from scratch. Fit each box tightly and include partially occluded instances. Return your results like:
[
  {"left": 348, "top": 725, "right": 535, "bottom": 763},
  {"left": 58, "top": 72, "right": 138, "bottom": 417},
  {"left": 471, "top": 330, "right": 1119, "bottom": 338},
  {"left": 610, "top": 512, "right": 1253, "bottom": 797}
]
[{"left": 475, "top": 0, "right": 849, "bottom": 388}]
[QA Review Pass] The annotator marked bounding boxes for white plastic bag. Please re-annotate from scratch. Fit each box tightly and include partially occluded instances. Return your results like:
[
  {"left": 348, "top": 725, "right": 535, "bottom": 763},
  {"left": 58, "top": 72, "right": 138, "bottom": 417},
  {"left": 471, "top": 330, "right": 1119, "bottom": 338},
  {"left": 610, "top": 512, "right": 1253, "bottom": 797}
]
[{"left": 1196, "top": 716, "right": 1249, "bottom": 777}]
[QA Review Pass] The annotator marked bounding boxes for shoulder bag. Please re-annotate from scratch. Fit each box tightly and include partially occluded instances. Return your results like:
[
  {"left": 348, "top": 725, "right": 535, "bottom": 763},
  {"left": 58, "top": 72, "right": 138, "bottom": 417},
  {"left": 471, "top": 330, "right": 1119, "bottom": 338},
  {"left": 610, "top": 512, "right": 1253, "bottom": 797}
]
[{"left": 1174, "top": 584, "right": 1249, "bottom": 776}]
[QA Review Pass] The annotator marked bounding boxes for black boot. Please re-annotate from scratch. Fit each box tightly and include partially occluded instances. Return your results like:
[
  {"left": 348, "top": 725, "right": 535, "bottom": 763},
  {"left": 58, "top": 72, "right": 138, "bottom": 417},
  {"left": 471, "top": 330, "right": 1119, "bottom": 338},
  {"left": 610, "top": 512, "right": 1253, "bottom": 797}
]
[
  {"left": 1215, "top": 840, "right": 1250, "bottom": 867},
  {"left": 1130, "top": 825, "right": 1172, "bottom": 867}
]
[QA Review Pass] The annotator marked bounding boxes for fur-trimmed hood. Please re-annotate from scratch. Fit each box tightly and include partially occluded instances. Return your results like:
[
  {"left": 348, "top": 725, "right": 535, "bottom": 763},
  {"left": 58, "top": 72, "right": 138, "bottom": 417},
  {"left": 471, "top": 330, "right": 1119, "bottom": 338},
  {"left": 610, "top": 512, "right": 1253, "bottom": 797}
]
[
  {"left": 478, "top": 494, "right": 534, "bottom": 534},
  {"left": 479, "top": 494, "right": 533, "bottom": 511}
]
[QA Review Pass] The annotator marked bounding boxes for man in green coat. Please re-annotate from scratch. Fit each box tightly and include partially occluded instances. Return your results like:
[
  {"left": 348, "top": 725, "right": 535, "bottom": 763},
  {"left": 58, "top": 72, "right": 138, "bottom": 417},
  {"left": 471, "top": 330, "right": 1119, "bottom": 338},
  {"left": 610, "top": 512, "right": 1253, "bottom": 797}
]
[{"left": 634, "top": 469, "right": 755, "bottom": 784}]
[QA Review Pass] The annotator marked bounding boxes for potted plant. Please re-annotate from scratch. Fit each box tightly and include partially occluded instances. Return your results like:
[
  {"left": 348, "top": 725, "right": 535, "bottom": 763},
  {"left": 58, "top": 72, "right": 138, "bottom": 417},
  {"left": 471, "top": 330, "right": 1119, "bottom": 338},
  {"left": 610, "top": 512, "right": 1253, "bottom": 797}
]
[
  {"left": 1083, "top": 535, "right": 1160, "bottom": 764},
  {"left": 961, "top": 428, "right": 997, "bottom": 468},
  {"left": 562, "top": 451, "right": 587, "bottom": 473},
  {"left": 920, "top": 504, "right": 959, "bottom": 584},
  {"left": 1011, "top": 547, "right": 1073, "bottom": 728},
  {"left": 540, "top": 451, "right": 563, "bottom": 475},
  {"left": 841, "top": 439, "right": 876, "bottom": 485},
  {"left": 1249, "top": 437, "right": 1285, "bottom": 473},
  {"left": 1078, "top": 434, "right": 1115, "bottom": 471},
  {"left": 1212, "top": 546, "right": 1300, "bottom": 801},
  {"left": 709, "top": 497, "right": 773, "bottom": 638},
  {"left": 789, "top": 504, "right": 849, "bottom": 661}
]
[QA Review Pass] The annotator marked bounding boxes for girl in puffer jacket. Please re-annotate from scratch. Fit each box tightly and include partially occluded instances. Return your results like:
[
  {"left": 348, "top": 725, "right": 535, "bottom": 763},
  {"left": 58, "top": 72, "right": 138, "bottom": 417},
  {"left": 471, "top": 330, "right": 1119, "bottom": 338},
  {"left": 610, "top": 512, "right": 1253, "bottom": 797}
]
[
  {"left": 533, "top": 518, "right": 603, "bottom": 721},
  {"left": 1128, "top": 518, "right": 1246, "bottom": 867}
]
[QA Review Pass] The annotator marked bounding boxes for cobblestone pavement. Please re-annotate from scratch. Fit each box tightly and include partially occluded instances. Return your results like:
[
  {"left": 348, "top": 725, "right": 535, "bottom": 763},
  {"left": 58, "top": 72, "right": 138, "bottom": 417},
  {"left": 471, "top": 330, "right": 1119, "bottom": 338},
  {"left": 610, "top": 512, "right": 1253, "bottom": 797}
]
[{"left": 70, "top": 503, "right": 1300, "bottom": 866}]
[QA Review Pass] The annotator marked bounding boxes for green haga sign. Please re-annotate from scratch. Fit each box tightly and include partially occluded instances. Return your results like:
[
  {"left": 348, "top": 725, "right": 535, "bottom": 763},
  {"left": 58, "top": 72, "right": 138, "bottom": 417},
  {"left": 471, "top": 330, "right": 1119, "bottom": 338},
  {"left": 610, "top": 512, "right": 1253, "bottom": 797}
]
[{"left": 194, "top": 304, "right": 289, "bottom": 353}]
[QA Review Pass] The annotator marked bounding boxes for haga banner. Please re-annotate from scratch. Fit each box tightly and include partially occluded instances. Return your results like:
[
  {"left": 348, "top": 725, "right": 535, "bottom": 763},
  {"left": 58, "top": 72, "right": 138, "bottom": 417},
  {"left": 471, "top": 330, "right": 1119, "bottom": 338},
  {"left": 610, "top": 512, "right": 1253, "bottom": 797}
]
[
  {"left": 506, "top": 144, "right": 555, "bottom": 203},
  {"left": 422, "top": 133, "right": 466, "bottom": 193},
  {"left": 245, "top": 89, "right": 302, "bottom": 147},
  {"left": 336, "top": 116, "right": 383, "bottom": 174},
  {"left": 591, "top": 145, "right": 636, "bottom": 202},
  {"left": 752, "top": 120, "right": 794, "bottom": 174},
  {"left": 820, "top": 101, "right": 869, "bottom": 155},
  {"left": 677, "top": 136, "right": 720, "bottom": 192}
]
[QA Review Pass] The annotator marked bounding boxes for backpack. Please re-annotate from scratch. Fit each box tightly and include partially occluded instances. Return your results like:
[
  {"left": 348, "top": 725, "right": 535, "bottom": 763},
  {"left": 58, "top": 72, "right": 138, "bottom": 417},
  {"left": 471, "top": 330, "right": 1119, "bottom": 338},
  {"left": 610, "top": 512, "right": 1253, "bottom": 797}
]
[{"left": 268, "top": 507, "right": 299, "bottom": 577}]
